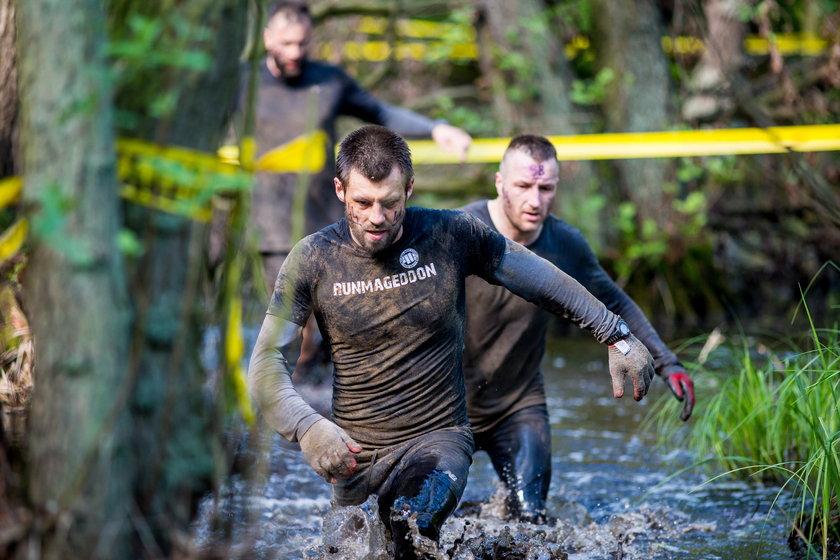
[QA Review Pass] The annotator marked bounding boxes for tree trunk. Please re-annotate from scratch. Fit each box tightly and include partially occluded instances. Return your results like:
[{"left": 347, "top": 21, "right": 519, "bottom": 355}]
[
  {"left": 113, "top": 2, "right": 247, "bottom": 553},
  {"left": 592, "top": 0, "right": 673, "bottom": 225},
  {"left": 682, "top": 0, "right": 747, "bottom": 122},
  {"left": 17, "top": 0, "right": 131, "bottom": 557},
  {"left": 0, "top": 0, "right": 17, "bottom": 177}
]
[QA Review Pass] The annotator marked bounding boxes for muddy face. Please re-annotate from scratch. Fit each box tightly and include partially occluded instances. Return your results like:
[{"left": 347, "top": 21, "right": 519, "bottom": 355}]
[
  {"left": 494, "top": 150, "right": 559, "bottom": 245},
  {"left": 335, "top": 165, "right": 413, "bottom": 255}
]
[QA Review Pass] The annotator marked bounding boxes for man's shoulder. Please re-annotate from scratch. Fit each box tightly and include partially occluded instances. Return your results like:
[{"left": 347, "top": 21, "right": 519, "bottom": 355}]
[
  {"left": 301, "top": 60, "right": 354, "bottom": 86},
  {"left": 539, "top": 214, "right": 594, "bottom": 254},
  {"left": 405, "top": 207, "right": 490, "bottom": 241},
  {"left": 409, "top": 205, "right": 484, "bottom": 226},
  {"left": 458, "top": 199, "right": 490, "bottom": 221},
  {"left": 293, "top": 221, "right": 345, "bottom": 253},
  {"left": 544, "top": 214, "right": 583, "bottom": 238}
]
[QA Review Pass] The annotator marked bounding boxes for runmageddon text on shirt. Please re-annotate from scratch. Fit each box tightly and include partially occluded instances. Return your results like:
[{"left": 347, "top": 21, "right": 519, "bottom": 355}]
[{"left": 332, "top": 263, "right": 437, "bottom": 296}]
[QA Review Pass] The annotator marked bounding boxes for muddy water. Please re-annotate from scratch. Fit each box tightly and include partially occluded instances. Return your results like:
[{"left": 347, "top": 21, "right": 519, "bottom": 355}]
[{"left": 192, "top": 336, "right": 797, "bottom": 559}]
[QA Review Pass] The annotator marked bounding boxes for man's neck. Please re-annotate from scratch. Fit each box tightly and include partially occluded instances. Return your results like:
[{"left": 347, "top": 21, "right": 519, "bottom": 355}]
[{"left": 486, "top": 198, "right": 541, "bottom": 246}]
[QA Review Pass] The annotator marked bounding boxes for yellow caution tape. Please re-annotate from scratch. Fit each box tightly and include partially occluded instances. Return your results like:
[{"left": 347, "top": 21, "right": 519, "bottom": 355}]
[
  {"left": 0, "top": 176, "right": 23, "bottom": 209},
  {"left": 219, "top": 130, "right": 328, "bottom": 173},
  {"left": 118, "top": 138, "right": 252, "bottom": 220},
  {"left": 743, "top": 33, "right": 828, "bottom": 56},
  {"left": 225, "top": 295, "right": 255, "bottom": 424},
  {"left": 120, "top": 183, "right": 214, "bottom": 222},
  {"left": 0, "top": 218, "right": 28, "bottom": 263},
  {"left": 255, "top": 130, "right": 328, "bottom": 173},
  {"left": 340, "top": 16, "right": 828, "bottom": 61},
  {"left": 6, "top": 124, "right": 840, "bottom": 226},
  {"left": 407, "top": 124, "right": 840, "bottom": 164},
  {"left": 356, "top": 16, "right": 477, "bottom": 41}
]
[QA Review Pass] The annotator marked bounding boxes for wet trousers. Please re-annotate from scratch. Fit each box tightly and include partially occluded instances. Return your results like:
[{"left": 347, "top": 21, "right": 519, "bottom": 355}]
[
  {"left": 333, "top": 426, "right": 473, "bottom": 559},
  {"left": 472, "top": 405, "right": 552, "bottom": 523}
]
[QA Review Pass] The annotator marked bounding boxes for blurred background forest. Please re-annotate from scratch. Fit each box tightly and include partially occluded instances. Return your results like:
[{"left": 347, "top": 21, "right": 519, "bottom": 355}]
[{"left": 0, "top": 0, "right": 838, "bottom": 558}]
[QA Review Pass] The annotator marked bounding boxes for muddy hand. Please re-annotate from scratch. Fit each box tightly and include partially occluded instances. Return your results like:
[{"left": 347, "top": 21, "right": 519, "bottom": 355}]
[
  {"left": 299, "top": 418, "right": 362, "bottom": 483},
  {"left": 607, "top": 334, "right": 654, "bottom": 401},
  {"left": 664, "top": 371, "right": 696, "bottom": 421}
]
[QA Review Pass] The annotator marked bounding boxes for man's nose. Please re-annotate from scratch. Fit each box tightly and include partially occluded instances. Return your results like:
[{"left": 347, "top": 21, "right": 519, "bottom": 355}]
[
  {"left": 526, "top": 187, "right": 541, "bottom": 208},
  {"left": 368, "top": 204, "right": 386, "bottom": 225}
]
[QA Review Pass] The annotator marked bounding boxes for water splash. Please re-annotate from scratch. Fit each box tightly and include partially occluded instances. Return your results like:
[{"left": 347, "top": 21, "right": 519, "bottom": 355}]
[{"left": 308, "top": 496, "right": 389, "bottom": 560}]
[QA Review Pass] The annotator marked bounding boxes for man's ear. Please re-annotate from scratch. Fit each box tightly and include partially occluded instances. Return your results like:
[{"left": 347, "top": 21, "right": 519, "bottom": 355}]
[
  {"left": 334, "top": 177, "right": 345, "bottom": 202},
  {"left": 494, "top": 171, "right": 504, "bottom": 197},
  {"left": 406, "top": 176, "right": 415, "bottom": 200}
]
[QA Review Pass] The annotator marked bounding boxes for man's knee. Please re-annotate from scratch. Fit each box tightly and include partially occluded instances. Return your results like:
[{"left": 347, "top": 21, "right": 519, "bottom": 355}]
[{"left": 384, "top": 466, "right": 461, "bottom": 558}]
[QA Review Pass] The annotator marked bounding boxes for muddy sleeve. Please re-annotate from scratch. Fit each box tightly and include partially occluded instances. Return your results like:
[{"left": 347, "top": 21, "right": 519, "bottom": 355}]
[
  {"left": 248, "top": 314, "right": 324, "bottom": 443},
  {"left": 569, "top": 231, "right": 684, "bottom": 376},
  {"left": 490, "top": 240, "right": 620, "bottom": 343},
  {"left": 254, "top": 240, "right": 323, "bottom": 442},
  {"left": 266, "top": 240, "right": 314, "bottom": 326},
  {"left": 338, "top": 72, "right": 439, "bottom": 137}
]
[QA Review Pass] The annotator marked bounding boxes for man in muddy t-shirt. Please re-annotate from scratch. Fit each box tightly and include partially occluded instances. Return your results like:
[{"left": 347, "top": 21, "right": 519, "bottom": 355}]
[
  {"left": 248, "top": 125, "right": 655, "bottom": 559},
  {"left": 461, "top": 134, "right": 697, "bottom": 524}
]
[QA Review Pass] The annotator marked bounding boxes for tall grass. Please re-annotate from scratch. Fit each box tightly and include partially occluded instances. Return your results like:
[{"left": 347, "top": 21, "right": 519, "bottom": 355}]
[{"left": 648, "top": 300, "right": 839, "bottom": 558}]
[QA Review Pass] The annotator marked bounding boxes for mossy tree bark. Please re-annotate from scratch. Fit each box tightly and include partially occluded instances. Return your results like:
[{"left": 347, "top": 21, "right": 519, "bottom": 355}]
[
  {"left": 591, "top": 0, "right": 673, "bottom": 226},
  {"left": 17, "top": 0, "right": 132, "bottom": 557},
  {"left": 682, "top": 0, "right": 748, "bottom": 122},
  {"left": 0, "top": 0, "right": 17, "bottom": 177}
]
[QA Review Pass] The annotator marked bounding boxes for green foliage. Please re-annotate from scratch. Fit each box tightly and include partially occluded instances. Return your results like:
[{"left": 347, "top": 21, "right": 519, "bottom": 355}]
[
  {"left": 570, "top": 67, "right": 615, "bottom": 106},
  {"left": 648, "top": 281, "right": 840, "bottom": 556},
  {"left": 433, "top": 95, "right": 496, "bottom": 137},
  {"left": 549, "top": 0, "right": 593, "bottom": 34},
  {"left": 572, "top": 192, "right": 607, "bottom": 254},
  {"left": 424, "top": 7, "right": 476, "bottom": 65},
  {"left": 117, "top": 229, "right": 144, "bottom": 257},
  {"left": 612, "top": 190, "right": 709, "bottom": 286},
  {"left": 106, "top": 6, "right": 215, "bottom": 129}
]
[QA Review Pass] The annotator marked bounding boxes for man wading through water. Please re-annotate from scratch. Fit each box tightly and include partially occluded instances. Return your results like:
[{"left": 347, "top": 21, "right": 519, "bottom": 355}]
[
  {"left": 248, "top": 125, "right": 656, "bottom": 559},
  {"left": 460, "top": 134, "right": 696, "bottom": 523}
]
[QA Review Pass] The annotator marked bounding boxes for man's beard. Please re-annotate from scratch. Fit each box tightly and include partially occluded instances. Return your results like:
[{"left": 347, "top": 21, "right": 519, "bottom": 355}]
[
  {"left": 345, "top": 208, "right": 404, "bottom": 255},
  {"left": 274, "top": 55, "right": 305, "bottom": 80}
]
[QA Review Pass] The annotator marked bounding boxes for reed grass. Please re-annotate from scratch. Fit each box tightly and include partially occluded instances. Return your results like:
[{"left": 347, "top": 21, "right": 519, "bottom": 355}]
[{"left": 647, "top": 299, "right": 839, "bottom": 558}]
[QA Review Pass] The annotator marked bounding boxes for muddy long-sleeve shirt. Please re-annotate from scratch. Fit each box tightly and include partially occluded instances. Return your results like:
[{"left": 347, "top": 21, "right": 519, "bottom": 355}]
[
  {"left": 461, "top": 200, "right": 684, "bottom": 433},
  {"left": 249, "top": 61, "right": 442, "bottom": 252},
  {"left": 251, "top": 208, "right": 623, "bottom": 457}
]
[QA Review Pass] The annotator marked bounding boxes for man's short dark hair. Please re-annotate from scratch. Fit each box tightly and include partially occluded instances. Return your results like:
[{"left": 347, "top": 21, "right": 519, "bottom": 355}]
[
  {"left": 267, "top": 0, "right": 310, "bottom": 24},
  {"left": 336, "top": 125, "right": 414, "bottom": 190},
  {"left": 504, "top": 134, "right": 557, "bottom": 163}
]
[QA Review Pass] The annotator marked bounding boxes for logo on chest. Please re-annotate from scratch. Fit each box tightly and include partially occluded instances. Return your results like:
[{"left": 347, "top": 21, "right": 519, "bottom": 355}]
[
  {"left": 332, "top": 248, "right": 437, "bottom": 297},
  {"left": 399, "top": 248, "right": 419, "bottom": 269}
]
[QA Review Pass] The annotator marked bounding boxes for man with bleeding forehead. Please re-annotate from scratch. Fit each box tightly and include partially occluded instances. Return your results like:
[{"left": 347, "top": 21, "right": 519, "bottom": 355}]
[
  {"left": 248, "top": 126, "right": 655, "bottom": 559},
  {"left": 460, "top": 134, "right": 696, "bottom": 523}
]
